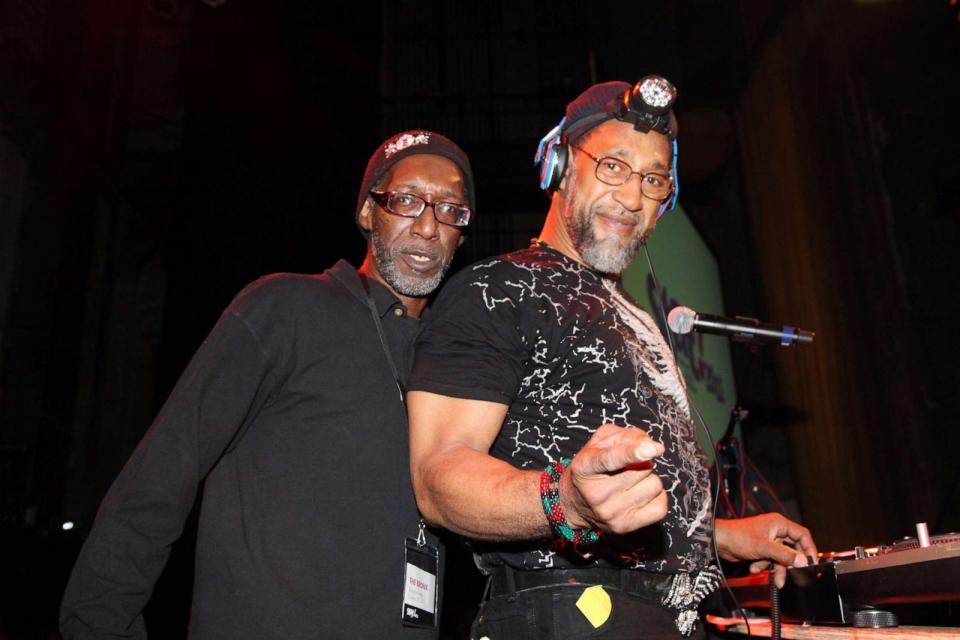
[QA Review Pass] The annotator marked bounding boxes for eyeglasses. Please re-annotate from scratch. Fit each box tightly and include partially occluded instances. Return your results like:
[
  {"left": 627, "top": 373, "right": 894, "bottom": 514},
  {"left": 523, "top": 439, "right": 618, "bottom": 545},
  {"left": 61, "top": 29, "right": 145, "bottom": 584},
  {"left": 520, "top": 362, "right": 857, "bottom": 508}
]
[
  {"left": 369, "top": 190, "right": 472, "bottom": 227},
  {"left": 569, "top": 144, "right": 673, "bottom": 201}
]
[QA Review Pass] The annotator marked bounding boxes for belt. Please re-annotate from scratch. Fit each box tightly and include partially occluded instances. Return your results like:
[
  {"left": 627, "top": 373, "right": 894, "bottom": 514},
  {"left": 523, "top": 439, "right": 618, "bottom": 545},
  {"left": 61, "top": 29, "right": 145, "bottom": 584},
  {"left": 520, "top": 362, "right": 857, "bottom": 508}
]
[
  {"left": 487, "top": 565, "right": 675, "bottom": 601},
  {"left": 487, "top": 564, "right": 722, "bottom": 637}
]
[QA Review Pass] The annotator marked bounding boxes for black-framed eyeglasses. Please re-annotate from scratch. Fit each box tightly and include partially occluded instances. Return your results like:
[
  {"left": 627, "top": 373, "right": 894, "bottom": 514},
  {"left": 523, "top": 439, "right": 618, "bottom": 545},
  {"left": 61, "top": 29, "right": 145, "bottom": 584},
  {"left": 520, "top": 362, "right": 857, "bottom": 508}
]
[
  {"left": 369, "top": 190, "right": 472, "bottom": 227},
  {"left": 569, "top": 144, "right": 673, "bottom": 201}
]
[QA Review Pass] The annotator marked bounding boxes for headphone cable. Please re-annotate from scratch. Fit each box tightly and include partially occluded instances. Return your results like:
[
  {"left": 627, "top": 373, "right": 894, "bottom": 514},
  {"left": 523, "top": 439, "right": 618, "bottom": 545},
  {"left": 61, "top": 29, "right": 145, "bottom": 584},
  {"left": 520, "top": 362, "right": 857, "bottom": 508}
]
[{"left": 641, "top": 243, "right": 754, "bottom": 638}]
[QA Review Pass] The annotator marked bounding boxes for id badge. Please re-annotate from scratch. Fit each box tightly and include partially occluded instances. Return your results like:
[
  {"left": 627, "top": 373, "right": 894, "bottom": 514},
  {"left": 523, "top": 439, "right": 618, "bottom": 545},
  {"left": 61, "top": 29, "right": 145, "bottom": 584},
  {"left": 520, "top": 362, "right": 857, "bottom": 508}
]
[{"left": 401, "top": 522, "right": 440, "bottom": 628}]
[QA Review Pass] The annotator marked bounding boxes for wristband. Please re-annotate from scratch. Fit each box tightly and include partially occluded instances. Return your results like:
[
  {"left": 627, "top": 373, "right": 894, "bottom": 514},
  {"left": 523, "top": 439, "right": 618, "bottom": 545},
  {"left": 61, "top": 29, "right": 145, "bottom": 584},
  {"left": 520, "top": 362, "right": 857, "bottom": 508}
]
[{"left": 539, "top": 458, "right": 602, "bottom": 544}]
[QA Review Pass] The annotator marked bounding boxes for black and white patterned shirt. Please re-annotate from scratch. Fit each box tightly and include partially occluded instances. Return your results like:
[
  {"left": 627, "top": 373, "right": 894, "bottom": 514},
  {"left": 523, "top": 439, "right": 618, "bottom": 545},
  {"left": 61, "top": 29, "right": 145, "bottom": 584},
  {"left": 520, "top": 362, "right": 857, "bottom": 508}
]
[{"left": 410, "top": 245, "right": 713, "bottom": 574}]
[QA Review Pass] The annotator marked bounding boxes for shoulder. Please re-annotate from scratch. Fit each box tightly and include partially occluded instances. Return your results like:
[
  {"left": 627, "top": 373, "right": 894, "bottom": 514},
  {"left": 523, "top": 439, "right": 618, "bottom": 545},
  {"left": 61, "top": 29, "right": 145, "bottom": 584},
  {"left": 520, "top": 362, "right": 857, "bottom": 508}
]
[
  {"left": 230, "top": 268, "right": 357, "bottom": 314},
  {"left": 225, "top": 266, "right": 365, "bottom": 341},
  {"left": 440, "top": 247, "right": 557, "bottom": 293},
  {"left": 426, "top": 248, "right": 569, "bottom": 327},
  {"left": 231, "top": 272, "right": 320, "bottom": 302},
  {"left": 430, "top": 252, "right": 526, "bottom": 315},
  {"left": 466, "top": 246, "right": 585, "bottom": 284},
  {"left": 444, "top": 246, "right": 589, "bottom": 306}
]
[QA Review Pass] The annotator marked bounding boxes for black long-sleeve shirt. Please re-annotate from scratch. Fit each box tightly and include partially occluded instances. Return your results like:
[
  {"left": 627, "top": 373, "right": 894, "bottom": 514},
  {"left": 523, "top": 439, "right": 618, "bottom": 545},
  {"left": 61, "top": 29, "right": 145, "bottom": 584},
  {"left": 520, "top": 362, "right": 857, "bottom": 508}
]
[{"left": 61, "top": 260, "right": 437, "bottom": 639}]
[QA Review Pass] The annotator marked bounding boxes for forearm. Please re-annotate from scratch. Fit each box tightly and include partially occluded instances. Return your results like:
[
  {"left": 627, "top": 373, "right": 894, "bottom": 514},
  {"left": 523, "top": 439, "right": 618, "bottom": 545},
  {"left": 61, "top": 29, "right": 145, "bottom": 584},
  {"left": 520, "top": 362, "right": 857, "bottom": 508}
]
[
  {"left": 60, "top": 515, "right": 170, "bottom": 639},
  {"left": 62, "top": 311, "right": 276, "bottom": 638},
  {"left": 415, "top": 443, "right": 549, "bottom": 541},
  {"left": 408, "top": 393, "right": 669, "bottom": 541}
]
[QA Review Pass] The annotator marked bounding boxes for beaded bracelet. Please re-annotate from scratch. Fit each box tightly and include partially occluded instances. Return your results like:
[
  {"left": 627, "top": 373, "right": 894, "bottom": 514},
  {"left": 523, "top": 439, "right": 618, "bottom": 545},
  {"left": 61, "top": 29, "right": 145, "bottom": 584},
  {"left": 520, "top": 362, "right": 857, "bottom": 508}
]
[{"left": 539, "top": 458, "right": 602, "bottom": 544}]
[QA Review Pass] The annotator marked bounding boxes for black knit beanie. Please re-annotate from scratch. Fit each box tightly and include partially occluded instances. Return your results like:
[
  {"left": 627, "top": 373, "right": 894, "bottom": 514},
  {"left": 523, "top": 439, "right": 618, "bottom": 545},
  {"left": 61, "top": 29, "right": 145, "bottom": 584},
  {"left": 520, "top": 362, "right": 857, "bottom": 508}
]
[{"left": 355, "top": 130, "right": 475, "bottom": 231}]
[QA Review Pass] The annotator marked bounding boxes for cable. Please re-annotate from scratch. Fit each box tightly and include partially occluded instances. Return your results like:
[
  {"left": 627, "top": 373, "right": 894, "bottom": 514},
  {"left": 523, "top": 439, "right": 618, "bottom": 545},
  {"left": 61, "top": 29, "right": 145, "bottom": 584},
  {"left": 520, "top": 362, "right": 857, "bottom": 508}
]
[
  {"left": 642, "top": 244, "right": 754, "bottom": 638},
  {"left": 770, "top": 579, "right": 781, "bottom": 640}
]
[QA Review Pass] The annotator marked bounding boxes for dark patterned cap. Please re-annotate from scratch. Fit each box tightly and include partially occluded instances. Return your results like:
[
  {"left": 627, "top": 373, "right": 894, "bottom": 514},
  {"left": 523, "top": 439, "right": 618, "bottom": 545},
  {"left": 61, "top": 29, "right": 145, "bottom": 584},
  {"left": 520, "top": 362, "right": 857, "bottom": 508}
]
[
  {"left": 355, "top": 130, "right": 475, "bottom": 230},
  {"left": 562, "top": 78, "right": 679, "bottom": 144}
]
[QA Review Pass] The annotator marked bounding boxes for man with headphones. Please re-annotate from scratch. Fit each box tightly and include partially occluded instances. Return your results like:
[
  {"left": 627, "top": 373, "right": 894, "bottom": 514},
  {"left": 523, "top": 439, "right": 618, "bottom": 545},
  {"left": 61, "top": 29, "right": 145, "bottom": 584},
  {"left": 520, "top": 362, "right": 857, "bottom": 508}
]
[{"left": 406, "top": 78, "right": 817, "bottom": 638}]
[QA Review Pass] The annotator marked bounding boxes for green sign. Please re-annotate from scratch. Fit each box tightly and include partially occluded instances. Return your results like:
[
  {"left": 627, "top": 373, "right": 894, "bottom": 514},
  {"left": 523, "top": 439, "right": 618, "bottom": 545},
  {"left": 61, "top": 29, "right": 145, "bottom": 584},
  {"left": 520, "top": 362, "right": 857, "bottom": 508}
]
[{"left": 621, "top": 204, "right": 736, "bottom": 460}]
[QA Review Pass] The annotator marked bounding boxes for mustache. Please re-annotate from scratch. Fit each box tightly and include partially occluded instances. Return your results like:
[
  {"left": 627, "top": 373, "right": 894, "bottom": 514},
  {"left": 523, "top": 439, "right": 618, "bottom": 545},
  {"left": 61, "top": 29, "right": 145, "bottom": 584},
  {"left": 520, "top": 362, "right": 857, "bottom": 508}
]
[{"left": 592, "top": 207, "right": 641, "bottom": 224}]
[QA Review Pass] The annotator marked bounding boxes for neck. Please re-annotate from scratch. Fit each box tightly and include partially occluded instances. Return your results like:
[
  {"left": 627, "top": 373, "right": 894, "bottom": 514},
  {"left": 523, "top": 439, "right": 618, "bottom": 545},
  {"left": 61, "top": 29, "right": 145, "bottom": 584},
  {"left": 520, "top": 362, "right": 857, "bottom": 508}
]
[
  {"left": 538, "top": 194, "right": 586, "bottom": 266},
  {"left": 357, "top": 258, "right": 428, "bottom": 319}
]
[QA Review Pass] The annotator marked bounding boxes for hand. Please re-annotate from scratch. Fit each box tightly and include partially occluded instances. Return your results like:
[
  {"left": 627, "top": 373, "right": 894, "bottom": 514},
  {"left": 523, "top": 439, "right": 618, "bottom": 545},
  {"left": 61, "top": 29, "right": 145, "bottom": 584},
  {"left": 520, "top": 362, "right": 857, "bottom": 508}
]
[
  {"left": 715, "top": 513, "right": 818, "bottom": 588},
  {"left": 560, "top": 424, "right": 668, "bottom": 535}
]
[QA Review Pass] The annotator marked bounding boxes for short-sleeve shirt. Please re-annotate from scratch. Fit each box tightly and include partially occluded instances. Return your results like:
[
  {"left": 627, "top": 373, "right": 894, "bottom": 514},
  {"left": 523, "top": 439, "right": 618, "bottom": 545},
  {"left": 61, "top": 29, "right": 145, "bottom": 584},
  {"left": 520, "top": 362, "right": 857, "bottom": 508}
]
[{"left": 409, "top": 245, "right": 713, "bottom": 574}]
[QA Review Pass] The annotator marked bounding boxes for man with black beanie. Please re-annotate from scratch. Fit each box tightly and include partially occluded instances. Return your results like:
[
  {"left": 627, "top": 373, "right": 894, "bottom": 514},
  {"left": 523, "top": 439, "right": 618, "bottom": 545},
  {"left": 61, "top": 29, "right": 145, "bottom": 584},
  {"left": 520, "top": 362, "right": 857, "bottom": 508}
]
[
  {"left": 407, "top": 79, "right": 818, "bottom": 639},
  {"left": 60, "top": 130, "right": 474, "bottom": 639}
]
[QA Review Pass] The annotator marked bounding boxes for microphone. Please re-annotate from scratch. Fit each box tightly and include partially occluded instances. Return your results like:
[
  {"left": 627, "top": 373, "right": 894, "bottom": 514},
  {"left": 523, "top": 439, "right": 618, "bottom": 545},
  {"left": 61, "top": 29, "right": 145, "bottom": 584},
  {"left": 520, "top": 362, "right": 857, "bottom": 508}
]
[{"left": 667, "top": 306, "right": 814, "bottom": 347}]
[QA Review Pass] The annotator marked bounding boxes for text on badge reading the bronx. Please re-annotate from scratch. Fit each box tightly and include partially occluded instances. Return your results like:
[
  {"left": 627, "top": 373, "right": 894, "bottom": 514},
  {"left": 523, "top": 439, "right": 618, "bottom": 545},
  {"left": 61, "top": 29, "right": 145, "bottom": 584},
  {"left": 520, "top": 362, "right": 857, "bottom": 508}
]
[{"left": 409, "top": 577, "right": 429, "bottom": 590}]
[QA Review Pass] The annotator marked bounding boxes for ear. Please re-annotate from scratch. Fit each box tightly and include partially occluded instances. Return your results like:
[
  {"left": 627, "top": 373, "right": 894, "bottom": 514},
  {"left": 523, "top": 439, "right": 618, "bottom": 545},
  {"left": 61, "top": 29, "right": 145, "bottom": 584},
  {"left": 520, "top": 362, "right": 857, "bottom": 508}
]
[
  {"left": 457, "top": 234, "right": 465, "bottom": 247},
  {"left": 358, "top": 200, "right": 375, "bottom": 232}
]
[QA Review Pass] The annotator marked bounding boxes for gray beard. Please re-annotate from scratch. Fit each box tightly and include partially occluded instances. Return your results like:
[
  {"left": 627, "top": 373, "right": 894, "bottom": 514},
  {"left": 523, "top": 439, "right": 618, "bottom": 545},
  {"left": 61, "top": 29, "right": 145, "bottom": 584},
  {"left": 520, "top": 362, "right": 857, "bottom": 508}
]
[
  {"left": 370, "top": 229, "right": 449, "bottom": 297},
  {"left": 567, "top": 203, "right": 649, "bottom": 275}
]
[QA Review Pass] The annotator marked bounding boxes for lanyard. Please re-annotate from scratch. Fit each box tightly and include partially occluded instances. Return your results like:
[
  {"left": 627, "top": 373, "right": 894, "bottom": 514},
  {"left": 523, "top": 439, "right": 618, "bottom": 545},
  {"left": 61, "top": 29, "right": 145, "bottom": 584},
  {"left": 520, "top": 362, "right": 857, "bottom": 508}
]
[
  {"left": 359, "top": 276, "right": 437, "bottom": 628},
  {"left": 360, "top": 276, "right": 406, "bottom": 404}
]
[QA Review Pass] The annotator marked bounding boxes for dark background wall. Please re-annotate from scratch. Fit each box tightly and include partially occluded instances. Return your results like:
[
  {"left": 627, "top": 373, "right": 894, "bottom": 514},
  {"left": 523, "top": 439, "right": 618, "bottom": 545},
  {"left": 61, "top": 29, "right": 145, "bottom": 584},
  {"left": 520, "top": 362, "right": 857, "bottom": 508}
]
[{"left": 0, "top": 0, "right": 957, "bottom": 637}]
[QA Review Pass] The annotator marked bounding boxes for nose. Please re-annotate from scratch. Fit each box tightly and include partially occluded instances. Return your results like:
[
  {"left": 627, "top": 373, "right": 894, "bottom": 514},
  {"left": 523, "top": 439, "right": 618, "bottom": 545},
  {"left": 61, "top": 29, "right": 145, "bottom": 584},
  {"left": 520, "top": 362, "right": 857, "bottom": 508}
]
[
  {"left": 612, "top": 173, "right": 644, "bottom": 212},
  {"left": 410, "top": 203, "right": 440, "bottom": 240}
]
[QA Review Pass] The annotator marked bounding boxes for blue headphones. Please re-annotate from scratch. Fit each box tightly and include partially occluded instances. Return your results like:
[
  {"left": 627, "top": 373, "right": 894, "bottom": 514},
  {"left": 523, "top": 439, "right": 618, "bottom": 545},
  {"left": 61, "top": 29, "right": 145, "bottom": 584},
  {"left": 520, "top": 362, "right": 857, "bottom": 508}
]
[{"left": 535, "top": 118, "right": 568, "bottom": 192}]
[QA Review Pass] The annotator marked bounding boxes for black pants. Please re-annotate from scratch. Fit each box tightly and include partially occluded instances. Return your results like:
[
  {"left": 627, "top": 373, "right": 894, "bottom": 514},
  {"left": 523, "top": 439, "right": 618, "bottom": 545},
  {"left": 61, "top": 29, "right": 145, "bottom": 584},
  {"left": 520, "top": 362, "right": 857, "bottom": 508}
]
[{"left": 470, "top": 582, "right": 706, "bottom": 640}]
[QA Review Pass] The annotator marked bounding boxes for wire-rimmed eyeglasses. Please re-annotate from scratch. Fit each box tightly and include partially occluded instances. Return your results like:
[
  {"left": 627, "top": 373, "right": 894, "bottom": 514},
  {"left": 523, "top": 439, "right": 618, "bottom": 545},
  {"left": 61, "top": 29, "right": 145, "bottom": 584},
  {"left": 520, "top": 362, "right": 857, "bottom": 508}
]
[{"left": 569, "top": 144, "right": 673, "bottom": 201}]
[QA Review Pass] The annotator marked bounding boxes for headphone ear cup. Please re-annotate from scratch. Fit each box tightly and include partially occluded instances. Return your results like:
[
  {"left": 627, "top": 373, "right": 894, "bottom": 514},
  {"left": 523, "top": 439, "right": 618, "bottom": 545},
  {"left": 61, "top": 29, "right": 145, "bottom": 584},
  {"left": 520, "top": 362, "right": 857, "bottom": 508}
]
[
  {"left": 550, "top": 143, "right": 568, "bottom": 192},
  {"left": 537, "top": 144, "right": 554, "bottom": 191},
  {"left": 538, "top": 140, "right": 568, "bottom": 192},
  {"left": 656, "top": 184, "right": 678, "bottom": 218},
  {"left": 658, "top": 139, "right": 680, "bottom": 217}
]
